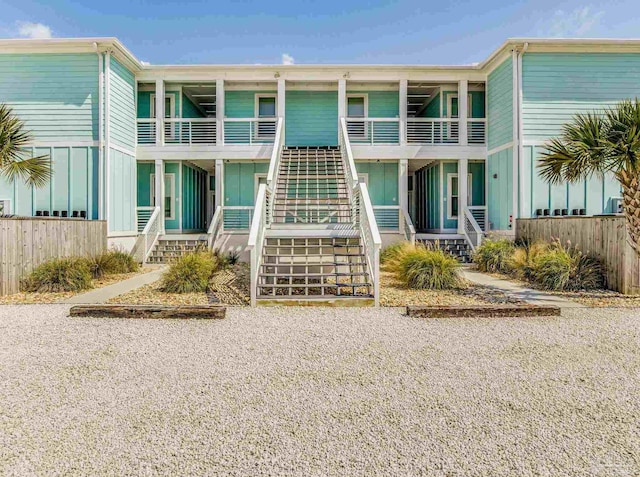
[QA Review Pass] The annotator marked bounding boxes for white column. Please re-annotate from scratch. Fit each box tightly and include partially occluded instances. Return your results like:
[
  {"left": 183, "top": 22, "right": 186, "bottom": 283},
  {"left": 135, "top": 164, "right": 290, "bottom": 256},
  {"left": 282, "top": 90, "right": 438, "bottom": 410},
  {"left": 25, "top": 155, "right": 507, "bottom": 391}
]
[
  {"left": 155, "top": 159, "right": 165, "bottom": 233},
  {"left": 399, "top": 79, "right": 408, "bottom": 146},
  {"left": 277, "top": 78, "right": 286, "bottom": 143},
  {"left": 398, "top": 159, "right": 409, "bottom": 230},
  {"left": 216, "top": 79, "right": 225, "bottom": 146},
  {"left": 457, "top": 158, "right": 468, "bottom": 234},
  {"left": 458, "top": 79, "right": 468, "bottom": 146},
  {"left": 338, "top": 79, "right": 347, "bottom": 119},
  {"left": 215, "top": 159, "right": 224, "bottom": 209},
  {"left": 155, "top": 79, "right": 165, "bottom": 146}
]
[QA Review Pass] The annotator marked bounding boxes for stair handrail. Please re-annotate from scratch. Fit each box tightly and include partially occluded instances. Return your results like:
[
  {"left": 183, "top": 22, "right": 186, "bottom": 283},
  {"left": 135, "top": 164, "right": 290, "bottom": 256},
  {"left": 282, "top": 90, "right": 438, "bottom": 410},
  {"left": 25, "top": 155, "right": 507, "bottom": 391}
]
[
  {"left": 248, "top": 184, "right": 268, "bottom": 307},
  {"left": 401, "top": 208, "right": 416, "bottom": 245},
  {"left": 131, "top": 206, "right": 162, "bottom": 263},
  {"left": 340, "top": 118, "right": 382, "bottom": 306},
  {"left": 266, "top": 117, "right": 284, "bottom": 224},
  {"left": 462, "top": 206, "right": 483, "bottom": 251},
  {"left": 207, "top": 205, "right": 224, "bottom": 250}
]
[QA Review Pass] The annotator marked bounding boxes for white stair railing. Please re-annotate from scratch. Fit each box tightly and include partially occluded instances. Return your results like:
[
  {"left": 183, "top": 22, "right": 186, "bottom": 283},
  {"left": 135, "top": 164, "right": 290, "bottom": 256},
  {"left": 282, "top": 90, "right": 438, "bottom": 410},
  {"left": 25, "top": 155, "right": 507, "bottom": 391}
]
[
  {"left": 132, "top": 206, "right": 162, "bottom": 263},
  {"left": 463, "top": 206, "right": 484, "bottom": 251},
  {"left": 248, "top": 184, "right": 268, "bottom": 307},
  {"left": 468, "top": 205, "right": 488, "bottom": 231},
  {"left": 266, "top": 118, "right": 284, "bottom": 225},
  {"left": 340, "top": 117, "right": 382, "bottom": 306},
  {"left": 207, "top": 206, "right": 224, "bottom": 250},
  {"left": 401, "top": 208, "right": 416, "bottom": 245}
]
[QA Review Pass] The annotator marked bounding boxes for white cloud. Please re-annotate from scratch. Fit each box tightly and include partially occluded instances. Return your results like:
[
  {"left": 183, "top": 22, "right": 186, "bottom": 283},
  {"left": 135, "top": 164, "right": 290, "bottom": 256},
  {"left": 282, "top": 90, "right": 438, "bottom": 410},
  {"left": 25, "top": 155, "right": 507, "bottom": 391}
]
[
  {"left": 281, "top": 53, "right": 294, "bottom": 65},
  {"left": 17, "top": 21, "right": 52, "bottom": 39},
  {"left": 544, "top": 6, "right": 604, "bottom": 37}
]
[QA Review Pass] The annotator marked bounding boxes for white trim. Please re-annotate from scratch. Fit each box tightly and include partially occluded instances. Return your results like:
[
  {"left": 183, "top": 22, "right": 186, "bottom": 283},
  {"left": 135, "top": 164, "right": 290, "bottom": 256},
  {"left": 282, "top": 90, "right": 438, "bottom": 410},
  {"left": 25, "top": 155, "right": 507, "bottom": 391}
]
[
  {"left": 151, "top": 172, "right": 177, "bottom": 221},
  {"left": 346, "top": 93, "right": 368, "bottom": 118},
  {"left": 109, "top": 143, "right": 136, "bottom": 157},
  {"left": 97, "top": 50, "right": 104, "bottom": 221},
  {"left": 107, "top": 231, "right": 138, "bottom": 238},
  {"left": 522, "top": 140, "right": 547, "bottom": 146},
  {"left": 487, "top": 142, "right": 514, "bottom": 156},
  {"left": 357, "top": 173, "right": 369, "bottom": 185},
  {"left": 254, "top": 93, "right": 278, "bottom": 117},
  {"left": 254, "top": 173, "right": 267, "bottom": 199},
  {"left": 446, "top": 172, "right": 472, "bottom": 220},
  {"left": 104, "top": 50, "right": 111, "bottom": 231},
  {"left": 517, "top": 43, "right": 528, "bottom": 219},
  {"left": 511, "top": 48, "right": 519, "bottom": 229},
  {"left": 150, "top": 93, "right": 176, "bottom": 118},
  {"left": 446, "top": 93, "right": 472, "bottom": 118},
  {"left": 29, "top": 141, "right": 100, "bottom": 147}
]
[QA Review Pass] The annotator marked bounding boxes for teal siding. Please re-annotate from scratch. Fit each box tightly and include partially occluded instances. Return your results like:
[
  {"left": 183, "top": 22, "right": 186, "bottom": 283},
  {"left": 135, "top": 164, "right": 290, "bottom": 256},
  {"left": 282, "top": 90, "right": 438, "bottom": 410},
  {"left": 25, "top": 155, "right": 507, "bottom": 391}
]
[
  {"left": 224, "top": 162, "right": 269, "bottom": 206},
  {"left": 182, "top": 94, "right": 205, "bottom": 118},
  {"left": 109, "top": 57, "right": 136, "bottom": 150},
  {"left": 225, "top": 91, "right": 276, "bottom": 118},
  {"left": 487, "top": 149, "right": 513, "bottom": 230},
  {"left": 523, "top": 145, "right": 621, "bottom": 217},
  {"left": 522, "top": 53, "right": 640, "bottom": 140},
  {"left": 421, "top": 93, "right": 441, "bottom": 118},
  {"left": 441, "top": 91, "right": 486, "bottom": 118},
  {"left": 487, "top": 57, "right": 513, "bottom": 150},
  {"left": 348, "top": 91, "right": 399, "bottom": 118},
  {"left": 108, "top": 149, "right": 136, "bottom": 233},
  {"left": 413, "top": 163, "right": 440, "bottom": 232},
  {"left": 355, "top": 162, "right": 398, "bottom": 205},
  {"left": 286, "top": 91, "right": 338, "bottom": 146},
  {"left": 136, "top": 163, "right": 154, "bottom": 207},
  {"left": 0, "top": 53, "right": 98, "bottom": 141},
  {"left": 137, "top": 90, "right": 184, "bottom": 118},
  {"left": 469, "top": 162, "right": 486, "bottom": 206},
  {"left": 182, "top": 163, "right": 207, "bottom": 231},
  {"left": 0, "top": 146, "right": 98, "bottom": 219}
]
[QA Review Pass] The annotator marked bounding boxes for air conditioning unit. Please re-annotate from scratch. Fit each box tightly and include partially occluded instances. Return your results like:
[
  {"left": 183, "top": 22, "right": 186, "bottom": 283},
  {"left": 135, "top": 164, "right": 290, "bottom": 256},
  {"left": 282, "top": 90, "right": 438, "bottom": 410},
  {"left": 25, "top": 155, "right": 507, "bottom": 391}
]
[
  {"left": 611, "top": 197, "right": 623, "bottom": 214},
  {"left": 0, "top": 199, "right": 10, "bottom": 216}
]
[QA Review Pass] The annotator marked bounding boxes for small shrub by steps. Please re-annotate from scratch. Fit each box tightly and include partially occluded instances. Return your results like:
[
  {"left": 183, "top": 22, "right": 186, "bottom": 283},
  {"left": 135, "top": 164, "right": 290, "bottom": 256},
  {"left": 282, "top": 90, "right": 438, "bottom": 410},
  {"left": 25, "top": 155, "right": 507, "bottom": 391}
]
[
  {"left": 472, "top": 238, "right": 515, "bottom": 274},
  {"left": 21, "top": 257, "right": 93, "bottom": 293},
  {"left": 88, "top": 250, "right": 139, "bottom": 279},
  {"left": 159, "top": 251, "right": 229, "bottom": 294}
]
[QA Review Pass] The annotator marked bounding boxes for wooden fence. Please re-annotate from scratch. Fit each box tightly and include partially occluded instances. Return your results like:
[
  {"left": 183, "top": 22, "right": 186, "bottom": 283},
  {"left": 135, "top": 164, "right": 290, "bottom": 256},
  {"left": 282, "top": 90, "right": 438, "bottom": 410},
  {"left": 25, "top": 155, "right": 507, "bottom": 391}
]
[
  {"left": 517, "top": 216, "right": 640, "bottom": 295},
  {"left": 0, "top": 218, "right": 107, "bottom": 295}
]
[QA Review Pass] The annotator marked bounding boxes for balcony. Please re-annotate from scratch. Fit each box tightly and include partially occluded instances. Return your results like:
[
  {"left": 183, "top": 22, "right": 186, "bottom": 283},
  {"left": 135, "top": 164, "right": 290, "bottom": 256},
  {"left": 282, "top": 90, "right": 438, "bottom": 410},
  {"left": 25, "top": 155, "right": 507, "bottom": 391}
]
[{"left": 223, "top": 118, "right": 277, "bottom": 145}]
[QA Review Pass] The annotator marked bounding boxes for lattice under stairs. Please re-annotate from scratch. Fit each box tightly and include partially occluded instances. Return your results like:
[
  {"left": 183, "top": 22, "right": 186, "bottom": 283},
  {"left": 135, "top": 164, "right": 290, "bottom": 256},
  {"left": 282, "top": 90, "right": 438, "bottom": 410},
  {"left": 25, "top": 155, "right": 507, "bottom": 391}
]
[
  {"left": 147, "top": 237, "right": 208, "bottom": 264},
  {"left": 419, "top": 238, "right": 472, "bottom": 263}
]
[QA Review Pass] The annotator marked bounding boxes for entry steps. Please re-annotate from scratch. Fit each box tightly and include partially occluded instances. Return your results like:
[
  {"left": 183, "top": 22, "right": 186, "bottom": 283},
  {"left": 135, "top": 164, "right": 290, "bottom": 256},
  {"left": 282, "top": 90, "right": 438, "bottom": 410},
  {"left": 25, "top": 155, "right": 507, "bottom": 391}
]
[
  {"left": 147, "top": 236, "right": 208, "bottom": 264},
  {"left": 419, "top": 238, "right": 472, "bottom": 263}
]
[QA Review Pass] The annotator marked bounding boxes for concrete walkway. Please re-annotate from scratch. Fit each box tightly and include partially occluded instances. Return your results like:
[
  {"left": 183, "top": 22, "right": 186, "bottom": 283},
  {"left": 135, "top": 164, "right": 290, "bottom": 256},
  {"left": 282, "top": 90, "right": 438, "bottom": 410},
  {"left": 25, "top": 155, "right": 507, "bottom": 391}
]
[
  {"left": 64, "top": 266, "right": 167, "bottom": 304},
  {"left": 461, "top": 268, "right": 584, "bottom": 308}
]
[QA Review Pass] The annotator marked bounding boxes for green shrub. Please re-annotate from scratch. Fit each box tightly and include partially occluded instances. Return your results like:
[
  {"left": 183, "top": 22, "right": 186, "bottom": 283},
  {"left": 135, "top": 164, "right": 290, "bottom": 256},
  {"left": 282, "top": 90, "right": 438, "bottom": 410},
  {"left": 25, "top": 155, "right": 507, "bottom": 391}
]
[
  {"left": 159, "top": 252, "right": 217, "bottom": 293},
  {"left": 88, "top": 249, "right": 139, "bottom": 278},
  {"left": 381, "top": 241, "right": 415, "bottom": 273},
  {"left": 509, "top": 241, "right": 548, "bottom": 281},
  {"left": 397, "top": 246, "right": 461, "bottom": 290},
  {"left": 472, "top": 238, "right": 515, "bottom": 274},
  {"left": 531, "top": 241, "right": 603, "bottom": 291},
  {"left": 381, "top": 241, "right": 410, "bottom": 264},
  {"left": 21, "top": 257, "right": 93, "bottom": 293}
]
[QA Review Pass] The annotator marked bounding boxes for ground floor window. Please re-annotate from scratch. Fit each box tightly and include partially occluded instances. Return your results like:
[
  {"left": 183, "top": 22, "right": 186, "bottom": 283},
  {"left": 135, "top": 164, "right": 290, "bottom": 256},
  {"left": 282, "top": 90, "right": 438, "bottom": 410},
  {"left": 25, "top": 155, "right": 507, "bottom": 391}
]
[{"left": 150, "top": 173, "right": 176, "bottom": 220}]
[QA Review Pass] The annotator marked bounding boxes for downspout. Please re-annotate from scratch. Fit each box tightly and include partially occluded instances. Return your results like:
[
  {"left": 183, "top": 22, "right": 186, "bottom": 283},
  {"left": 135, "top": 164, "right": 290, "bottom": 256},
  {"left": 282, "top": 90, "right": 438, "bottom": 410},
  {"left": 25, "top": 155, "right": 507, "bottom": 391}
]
[
  {"left": 94, "top": 43, "right": 104, "bottom": 221},
  {"left": 511, "top": 48, "right": 519, "bottom": 231},
  {"left": 517, "top": 42, "right": 529, "bottom": 219},
  {"left": 104, "top": 50, "right": 111, "bottom": 232}
]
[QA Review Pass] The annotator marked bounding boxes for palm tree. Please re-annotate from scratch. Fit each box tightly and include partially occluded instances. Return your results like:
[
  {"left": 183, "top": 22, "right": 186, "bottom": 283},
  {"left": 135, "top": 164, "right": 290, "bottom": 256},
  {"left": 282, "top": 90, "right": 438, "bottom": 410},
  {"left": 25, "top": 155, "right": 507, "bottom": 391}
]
[
  {"left": 539, "top": 99, "right": 640, "bottom": 252},
  {"left": 0, "top": 104, "right": 51, "bottom": 187}
]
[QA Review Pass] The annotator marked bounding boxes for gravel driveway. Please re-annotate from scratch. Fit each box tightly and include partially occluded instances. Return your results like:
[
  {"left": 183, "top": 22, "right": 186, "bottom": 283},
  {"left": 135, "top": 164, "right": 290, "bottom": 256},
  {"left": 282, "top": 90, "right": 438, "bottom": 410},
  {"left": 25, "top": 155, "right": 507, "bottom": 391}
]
[{"left": 0, "top": 305, "right": 639, "bottom": 476}]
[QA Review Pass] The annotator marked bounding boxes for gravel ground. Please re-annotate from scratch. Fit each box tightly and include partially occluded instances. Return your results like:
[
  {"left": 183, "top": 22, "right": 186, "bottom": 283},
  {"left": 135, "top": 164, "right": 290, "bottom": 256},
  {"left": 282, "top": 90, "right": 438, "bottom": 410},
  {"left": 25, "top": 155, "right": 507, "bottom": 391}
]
[{"left": 1, "top": 306, "right": 639, "bottom": 476}]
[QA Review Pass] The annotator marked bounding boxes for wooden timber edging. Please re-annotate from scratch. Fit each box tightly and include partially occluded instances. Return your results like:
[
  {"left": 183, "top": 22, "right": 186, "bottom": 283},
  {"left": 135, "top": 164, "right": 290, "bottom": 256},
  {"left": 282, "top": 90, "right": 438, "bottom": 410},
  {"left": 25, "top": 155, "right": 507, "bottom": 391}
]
[
  {"left": 69, "top": 304, "right": 226, "bottom": 319},
  {"left": 517, "top": 216, "right": 640, "bottom": 295},
  {"left": 406, "top": 305, "right": 561, "bottom": 318}
]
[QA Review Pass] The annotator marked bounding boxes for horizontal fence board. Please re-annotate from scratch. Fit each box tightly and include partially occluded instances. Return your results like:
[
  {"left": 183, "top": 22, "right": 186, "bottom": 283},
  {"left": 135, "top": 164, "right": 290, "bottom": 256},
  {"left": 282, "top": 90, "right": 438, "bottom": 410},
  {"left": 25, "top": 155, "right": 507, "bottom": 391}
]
[
  {"left": 516, "top": 216, "right": 640, "bottom": 295},
  {"left": 0, "top": 218, "right": 107, "bottom": 295}
]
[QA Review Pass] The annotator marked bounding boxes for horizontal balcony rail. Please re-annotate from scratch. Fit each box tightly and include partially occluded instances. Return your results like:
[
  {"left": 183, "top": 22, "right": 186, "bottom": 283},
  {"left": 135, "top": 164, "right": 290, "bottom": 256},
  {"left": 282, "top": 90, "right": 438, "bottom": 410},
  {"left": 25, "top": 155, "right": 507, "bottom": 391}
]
[
  {"left": 222, "top": 206, "right": 254, "bottom": 230},
  {"left": 468, "top": 119, "right": 486, "bottom": 145},
  {"left": 136, "top": 119, "right": 156, "bottom": 145},
  {"left": 223, "top": 118, "right": 277, "bottom": 145},
  {"left": 372, "top": 205, "right": 400, "bottom": 229},
  {"left": 165, "top": 118, "right": 217, "bottom": 145},
  {"left": 406, "top": 118, "right": 459, "bottom": 145},
  {"left": 346, "top": 118, "right": 400, "bottom": 145}
]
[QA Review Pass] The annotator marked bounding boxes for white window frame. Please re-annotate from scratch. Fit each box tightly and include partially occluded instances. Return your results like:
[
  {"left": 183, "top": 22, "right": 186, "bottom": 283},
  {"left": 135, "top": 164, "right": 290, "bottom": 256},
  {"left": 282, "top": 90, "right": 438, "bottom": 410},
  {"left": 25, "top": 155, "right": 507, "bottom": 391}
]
[
  {"left": 346, "top": 94, "right": 368, "bottom": 118},
  {"left": 346, "top": 94, "right": 369, "bottom": 140},
  {"left": 254, "top": 173, "right": 268, "bottom": 199},
  {"left": 150, "top": 173, "right": 176, "bottom": 221},
  {"left": 150, "top": 94, "right": 176, "bottom": 119},
  {"left": 0, "top": 199, "right": 11, "bottom": 215},
  {"left": 446, "top": 93, "right": 472, "bottom": 119},
  {"left": 254, "top": 94, "right": 278, "bottom": 118},
  {"left": 447, "top": 172, "right": 472, "bottom": 220}
]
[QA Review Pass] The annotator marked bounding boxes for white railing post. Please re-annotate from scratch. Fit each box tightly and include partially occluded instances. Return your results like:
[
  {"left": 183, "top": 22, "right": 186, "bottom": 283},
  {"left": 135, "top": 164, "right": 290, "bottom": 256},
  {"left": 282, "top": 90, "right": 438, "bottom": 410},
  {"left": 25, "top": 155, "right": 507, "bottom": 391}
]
[
  {"left": 459, "top": 80, "right": 468, "bottom": 146},
  {"left": 399, "top": 79, "right": 408, "bottom": 146},
  {"left": 155, "top": 79, "right": 165, "bottom": 146},
  {"left": 216, "top": 79, "right": 225, "bottom": 146},
  {"left": 154, "top": 159, "right": 165, "bottom": 234}
]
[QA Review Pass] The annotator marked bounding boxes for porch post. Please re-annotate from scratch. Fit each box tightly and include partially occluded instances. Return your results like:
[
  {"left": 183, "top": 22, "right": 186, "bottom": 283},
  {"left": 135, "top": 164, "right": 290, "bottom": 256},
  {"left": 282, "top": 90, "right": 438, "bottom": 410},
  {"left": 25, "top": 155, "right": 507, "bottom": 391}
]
[
  {"left": 155, "top": 79, "right": 165, "bottom": 146},
  {"left": 277, "top": 78, "right": 286, "bottom": 143},
  {"left": 216, "top": 79, "right": 225, "bottom": 146},
  {"left": 154, "top": 159, "right": 165, "bottom": 233},
  {"left": 458, "top": 79, "right": 468, "bottom": 146},
  {"left": 215, "top": 159, "right": 224, "bottom": 210},
  {"left": 457, "top": 158, "right": 468, "bottom": 235},
  {"left": 338, "top": 79, "right": 346, "bottom": 119},
  {"left": 399, "top": 79, "right": 408, "bottom": 146},
  {"left": 398, "top": 159, "right": 408, "bottom": 230}
]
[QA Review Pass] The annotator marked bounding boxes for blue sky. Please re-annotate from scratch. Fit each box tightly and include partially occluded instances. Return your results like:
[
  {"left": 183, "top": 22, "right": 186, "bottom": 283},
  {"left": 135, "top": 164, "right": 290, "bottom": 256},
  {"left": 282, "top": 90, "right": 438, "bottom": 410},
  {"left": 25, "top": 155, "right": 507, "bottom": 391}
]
[{"left": 0, "top": 0, "right": 638, "bottom": 65}]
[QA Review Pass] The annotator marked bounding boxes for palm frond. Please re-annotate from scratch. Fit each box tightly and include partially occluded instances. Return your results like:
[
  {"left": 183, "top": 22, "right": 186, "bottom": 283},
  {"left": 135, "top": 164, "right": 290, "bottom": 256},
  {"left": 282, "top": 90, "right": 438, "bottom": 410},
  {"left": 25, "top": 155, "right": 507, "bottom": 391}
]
[{"left": 0, "top": 155, "right": 52, "bottom": 188}]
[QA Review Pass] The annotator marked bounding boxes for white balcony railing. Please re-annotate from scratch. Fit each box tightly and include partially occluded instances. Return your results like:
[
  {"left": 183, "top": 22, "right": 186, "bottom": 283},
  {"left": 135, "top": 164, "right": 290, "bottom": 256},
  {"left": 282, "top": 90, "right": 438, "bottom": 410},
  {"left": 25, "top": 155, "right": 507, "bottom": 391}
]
[
  {"left": 345, "top": 118, "right": 400, "bottom": 145},
  {"left": 136, "top": 119, "right": 156, "bottom": 145},
  {"left": 223, "top": 118, "right": 277, "bottom": 145},
  {"left": 406, "top": 118, "right": 459, "bottom": 144},
  {"left": 164, "top": 118, "right": 217, "bottom": 145},
  {"left": 222, "top": 206, "right": 254, "bottom": 230},
  {"left": 468, "top": 119, "right": 487, "bottom": 145}
]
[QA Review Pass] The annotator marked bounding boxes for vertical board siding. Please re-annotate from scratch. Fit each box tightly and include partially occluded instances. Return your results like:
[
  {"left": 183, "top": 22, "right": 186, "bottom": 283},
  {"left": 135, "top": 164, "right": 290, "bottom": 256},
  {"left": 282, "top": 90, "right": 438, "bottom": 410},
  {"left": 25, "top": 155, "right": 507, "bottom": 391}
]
[
  {"left": 225, "top": 91, "right": 276, "bottom": 118},
  {"left": 182, "top": 163, "right": 208, "bottom": 231},
  {"left": 487, "top": 148, "right": 513, "bottom": 231},
  {"left": 420, "top": 93, "right": 441, "bottom": 118},
  {"left": 108, "top": 149, "right": 136, "bottom": 233},
  {"left": 224, "top": 162, "right": 269, "bottom": 206},
  {"left": 286, "top": 91, "right": 338, "bottom": 146},
  {"left": 522, "top": 53, "right": 640, "bottom": 140},
  {"left": 0, "top": 146, "right": 98, "bottom": 219},
  {"left": 348, "top": 91, "right": 399, "bottom": 117},
  {"left": 0, "top": 53, "right": 98, "bottom": 140},
  {"left": 137, "top": 90, "right": 204, "bottom": 118},
  {"left": 355, "top": 162, "right": 398, "bottom": 205},
  {"left": 109, "top": 57, "right": 136, "bottom": 150},
  {"left": 0, "top": 218, "right": 107, "bottom": 295},
  {"left": 487, "top": 57, "right": 513, "bottom": 150},
  {"left": 469, "top": 162, "right": 486, "bottom": 206},
  {"left": 517, "top": 217, "right": 640, "bottom": 295},
  {"left": 413, "top": 163, "right": 441, "bottom": 232}
]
